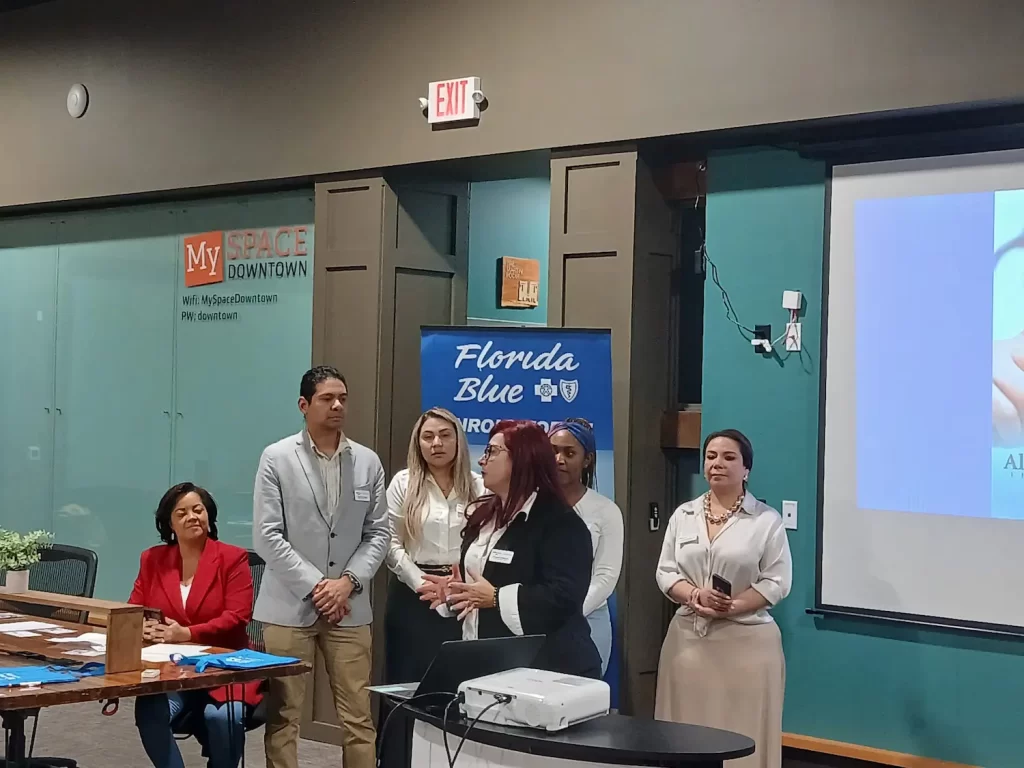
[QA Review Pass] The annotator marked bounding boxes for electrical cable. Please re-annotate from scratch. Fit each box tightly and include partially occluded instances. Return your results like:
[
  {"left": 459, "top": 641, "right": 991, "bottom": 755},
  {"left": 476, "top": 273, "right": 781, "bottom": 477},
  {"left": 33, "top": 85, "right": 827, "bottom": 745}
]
[
  {"left": 694, "top": 168, "right": 812, "bottom": 363},
  {"left": 442, "top": 696, "right": 460, "bottom": 767},
  {"left": 445, "top": 694, "right": 512, "bottom": 767},
  {"left": 702, "top": 238, "right": 755, "bottom": 340},
  {"left": 375, "top": 692, "right": 458, "bottom": 768},
  {"left": 694, "top": 188, "right": 756, "bottom": 343}
]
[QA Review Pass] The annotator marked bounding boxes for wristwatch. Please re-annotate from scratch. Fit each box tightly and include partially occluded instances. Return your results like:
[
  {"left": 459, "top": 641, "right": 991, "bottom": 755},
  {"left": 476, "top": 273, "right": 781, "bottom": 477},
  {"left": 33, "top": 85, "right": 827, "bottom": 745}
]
[{"left": 343, "top": 571, "right": 363, "bottom": 594}]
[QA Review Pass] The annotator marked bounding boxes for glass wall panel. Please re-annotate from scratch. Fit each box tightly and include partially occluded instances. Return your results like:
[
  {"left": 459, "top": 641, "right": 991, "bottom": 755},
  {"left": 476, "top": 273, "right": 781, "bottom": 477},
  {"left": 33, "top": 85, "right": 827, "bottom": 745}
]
[
  {"left": 52, "top": 211, "right": 178, "bottom": 599},
  {"left": 171, "top": 192, "right": 314, "bottom": 550},
  {"left": 0, "top": 220, "right": 58, "bottom": 534},
  {"left": 0, "top": 192, "right": 314, "bottom": 599}
]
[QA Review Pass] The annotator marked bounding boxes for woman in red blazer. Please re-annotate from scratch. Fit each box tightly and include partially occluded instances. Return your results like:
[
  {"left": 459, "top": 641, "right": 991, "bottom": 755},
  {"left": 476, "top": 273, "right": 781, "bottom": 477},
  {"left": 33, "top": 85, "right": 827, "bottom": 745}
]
[{"left": 130, "top": 482, "right": 257, "bottom": 768}]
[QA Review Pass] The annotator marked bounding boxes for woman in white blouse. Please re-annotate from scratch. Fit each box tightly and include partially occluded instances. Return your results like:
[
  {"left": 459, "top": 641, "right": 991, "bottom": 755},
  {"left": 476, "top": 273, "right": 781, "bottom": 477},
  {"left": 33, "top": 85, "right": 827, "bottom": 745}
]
[
  {"left": 548, "top": 418, "right": 623, "bottom": 675},
  {"left": 384, "top": 407, "right": 483, "bottom": 683},
  {"left": 655, "top": 429, "right": 792, "bottom": 768}
]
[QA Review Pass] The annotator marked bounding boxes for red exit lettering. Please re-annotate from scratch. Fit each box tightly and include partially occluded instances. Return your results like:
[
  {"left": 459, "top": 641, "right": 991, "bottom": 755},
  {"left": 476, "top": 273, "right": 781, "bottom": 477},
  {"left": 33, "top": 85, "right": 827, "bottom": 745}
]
[{"left": 436, "top": 79, "right": 469, "bottom": 118}]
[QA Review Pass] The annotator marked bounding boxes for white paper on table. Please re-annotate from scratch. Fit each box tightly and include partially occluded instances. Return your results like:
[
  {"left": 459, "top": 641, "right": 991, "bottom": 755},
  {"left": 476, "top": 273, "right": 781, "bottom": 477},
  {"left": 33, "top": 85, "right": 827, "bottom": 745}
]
[
  {"left": 0, "top": 612, "right": 23, "bottom": 619},
  {"left": 0, "top": 621, "right": 58, "bottom": 633},
  {"left": 49, "top": 632, "right": 106, "bottom": 645},
  {"left": 38, "top": 627, "right": 76, "bottom": 635},
  {"left": 66, "top": 649, "right": 104, "bottom": 658},
  {"left": 7, "top": 630, "right": 40, "bottom": 637},
  {"left": 141, "top": 644, "right": 210, "bottom": 662}
]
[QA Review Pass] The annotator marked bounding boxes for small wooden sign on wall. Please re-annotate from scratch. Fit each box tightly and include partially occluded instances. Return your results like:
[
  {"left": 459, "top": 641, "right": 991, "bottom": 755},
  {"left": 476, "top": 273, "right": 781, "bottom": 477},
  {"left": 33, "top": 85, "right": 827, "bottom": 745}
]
[{"left": 498, "top": 256, "right": 541, "bottom": 308}]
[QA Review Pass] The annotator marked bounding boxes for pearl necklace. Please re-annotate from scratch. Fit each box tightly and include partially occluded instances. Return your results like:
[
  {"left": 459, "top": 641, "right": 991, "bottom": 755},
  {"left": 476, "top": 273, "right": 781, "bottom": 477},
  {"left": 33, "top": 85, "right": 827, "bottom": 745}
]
[{"left": 703, "top": 491, "right": 744, "bottom": 525}]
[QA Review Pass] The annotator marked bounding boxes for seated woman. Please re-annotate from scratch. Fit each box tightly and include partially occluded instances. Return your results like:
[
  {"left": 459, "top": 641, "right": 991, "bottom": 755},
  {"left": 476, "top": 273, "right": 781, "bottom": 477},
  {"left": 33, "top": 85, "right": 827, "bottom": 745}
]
[
  {"left": 130, "top": 482, "right": 258, "bottom": 768},
  {"left": 424, "top": 420, "right": 601, "bottom": 679}
]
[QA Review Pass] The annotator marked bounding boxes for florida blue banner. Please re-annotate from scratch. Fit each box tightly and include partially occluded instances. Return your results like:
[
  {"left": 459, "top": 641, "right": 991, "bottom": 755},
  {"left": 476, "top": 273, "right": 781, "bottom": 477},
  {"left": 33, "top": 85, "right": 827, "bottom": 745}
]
[{"left": 420, "top": 326, "right": 614, "bottom": 497}]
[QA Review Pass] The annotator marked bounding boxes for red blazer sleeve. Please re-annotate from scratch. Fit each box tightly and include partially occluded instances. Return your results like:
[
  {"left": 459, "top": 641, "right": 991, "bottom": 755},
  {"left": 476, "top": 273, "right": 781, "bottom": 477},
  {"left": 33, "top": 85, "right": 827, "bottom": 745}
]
[
  {"left": 186, "top": 547, "right": 253, "bottom": 646},
  {"left": 128, "top": 550, "right": 149, "bottom": 606}
]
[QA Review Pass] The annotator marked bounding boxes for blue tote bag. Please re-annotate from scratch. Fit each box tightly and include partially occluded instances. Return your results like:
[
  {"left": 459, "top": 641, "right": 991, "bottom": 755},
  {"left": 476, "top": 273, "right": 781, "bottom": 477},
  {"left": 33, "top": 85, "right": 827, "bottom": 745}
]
[
  {"left": 173, "top": 648, "right": 299, "bottom": 673},
  {"left": 0, "top": 662, "right": 105, "bottom": 687}
]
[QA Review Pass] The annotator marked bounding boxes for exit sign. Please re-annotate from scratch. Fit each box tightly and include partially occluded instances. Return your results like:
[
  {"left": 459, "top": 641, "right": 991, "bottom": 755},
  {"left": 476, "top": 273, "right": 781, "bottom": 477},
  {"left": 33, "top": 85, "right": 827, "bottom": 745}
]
[{"left": 428, "top": 77, "right": 481, "bottom": 124}]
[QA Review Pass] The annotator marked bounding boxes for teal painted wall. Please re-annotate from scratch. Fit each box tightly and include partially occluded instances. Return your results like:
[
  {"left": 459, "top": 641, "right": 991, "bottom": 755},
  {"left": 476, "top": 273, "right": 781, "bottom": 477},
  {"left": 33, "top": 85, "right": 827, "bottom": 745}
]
[
  {"left": 467, "top": 178, "right": 550, "bottom": 326},
  {"left": 703, "top": 149, "right": 1019, "bottom": 767},
  {"left": 0, "top": 192, "right": 313, "bottom": 599}
]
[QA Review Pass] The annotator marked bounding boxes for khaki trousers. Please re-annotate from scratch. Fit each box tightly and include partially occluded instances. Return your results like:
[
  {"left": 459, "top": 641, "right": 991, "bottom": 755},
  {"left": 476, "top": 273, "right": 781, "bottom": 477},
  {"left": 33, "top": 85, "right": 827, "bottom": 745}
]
[{"left": 263, "top": 619, "right": 375, "bottom": 768}]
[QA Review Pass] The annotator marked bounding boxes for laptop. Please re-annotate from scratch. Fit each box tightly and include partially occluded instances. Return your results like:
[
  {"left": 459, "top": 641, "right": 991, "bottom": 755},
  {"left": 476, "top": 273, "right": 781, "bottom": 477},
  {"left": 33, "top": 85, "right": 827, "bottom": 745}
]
[{"left": 369, "top": 635, "right": 545, "bottom": 703}]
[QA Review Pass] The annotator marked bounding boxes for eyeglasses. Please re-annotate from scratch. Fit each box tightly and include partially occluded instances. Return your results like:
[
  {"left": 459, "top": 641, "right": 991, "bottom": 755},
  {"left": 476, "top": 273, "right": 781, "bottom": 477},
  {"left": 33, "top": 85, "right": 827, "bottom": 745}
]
[{"left": 481, "top": 444, "right": 509, "bottom": 462}]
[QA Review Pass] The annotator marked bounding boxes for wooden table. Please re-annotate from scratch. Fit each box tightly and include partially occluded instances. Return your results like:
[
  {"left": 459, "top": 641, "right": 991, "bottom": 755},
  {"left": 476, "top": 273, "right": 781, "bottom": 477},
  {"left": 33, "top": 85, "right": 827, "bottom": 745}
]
[{"left": 0, "top": 612, "right": 309, "bottom": 765}]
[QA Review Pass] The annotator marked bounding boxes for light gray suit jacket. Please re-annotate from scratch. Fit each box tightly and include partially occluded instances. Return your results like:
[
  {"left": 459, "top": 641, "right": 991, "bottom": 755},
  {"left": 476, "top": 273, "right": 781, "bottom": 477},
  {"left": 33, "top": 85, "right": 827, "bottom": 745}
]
[{"left": 252, "top": 430, "right": 388, "bottom": 627}]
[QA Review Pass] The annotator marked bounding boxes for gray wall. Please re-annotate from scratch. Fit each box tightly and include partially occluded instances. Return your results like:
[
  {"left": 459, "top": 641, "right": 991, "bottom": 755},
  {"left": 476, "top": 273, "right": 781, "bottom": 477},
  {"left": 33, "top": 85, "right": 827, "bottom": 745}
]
[{"left": 3, "top": 0, "right": 1024, "bottom": 208}]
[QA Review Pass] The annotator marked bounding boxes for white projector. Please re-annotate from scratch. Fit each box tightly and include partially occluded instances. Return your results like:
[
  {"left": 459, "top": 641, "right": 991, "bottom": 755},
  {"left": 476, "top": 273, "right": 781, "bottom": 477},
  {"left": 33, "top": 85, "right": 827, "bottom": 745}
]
[{"left": 458, "top": 668, "right": 610, "bottom": 732}]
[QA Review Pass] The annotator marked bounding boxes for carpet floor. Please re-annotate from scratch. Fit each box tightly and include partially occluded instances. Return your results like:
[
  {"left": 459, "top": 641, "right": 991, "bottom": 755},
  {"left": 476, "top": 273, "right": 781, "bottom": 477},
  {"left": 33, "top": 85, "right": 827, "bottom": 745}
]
[{"left": 20, "top": 699, "right": 341, "bottom": 767}]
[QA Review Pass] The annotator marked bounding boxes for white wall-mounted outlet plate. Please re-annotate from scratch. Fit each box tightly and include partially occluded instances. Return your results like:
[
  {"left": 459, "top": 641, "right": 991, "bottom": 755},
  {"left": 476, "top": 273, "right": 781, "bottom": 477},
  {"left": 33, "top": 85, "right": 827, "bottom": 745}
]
[
  {"left": 782, "top": 500, "right": 797, "bottom": 530},
  {"left": 785, "top": 322, "right": 802, "bottom": 352}
]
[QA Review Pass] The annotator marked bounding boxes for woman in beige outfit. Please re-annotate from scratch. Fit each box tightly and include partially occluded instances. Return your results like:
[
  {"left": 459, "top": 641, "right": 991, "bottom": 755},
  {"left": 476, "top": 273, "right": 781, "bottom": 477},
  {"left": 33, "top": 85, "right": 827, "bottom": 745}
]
[{"left": 655, "top": 429, "right": 792, "bottom": 768}]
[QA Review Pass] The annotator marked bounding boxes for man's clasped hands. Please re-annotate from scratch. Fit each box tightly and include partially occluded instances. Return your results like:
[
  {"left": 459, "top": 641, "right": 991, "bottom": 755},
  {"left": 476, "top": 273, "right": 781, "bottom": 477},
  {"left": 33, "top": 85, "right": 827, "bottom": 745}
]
[{"left": 311, "top": 574, "right": 357, "bottom": 623}]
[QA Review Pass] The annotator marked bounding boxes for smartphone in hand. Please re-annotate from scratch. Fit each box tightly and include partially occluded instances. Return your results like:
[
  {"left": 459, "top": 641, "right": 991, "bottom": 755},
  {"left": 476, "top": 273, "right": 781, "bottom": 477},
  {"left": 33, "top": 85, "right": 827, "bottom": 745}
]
[
  {"left": 711, "top": 574, "right": 732, "bottom": 597},
  {"left": 143, "top": 607, "right": 165, "bottom": 623}
]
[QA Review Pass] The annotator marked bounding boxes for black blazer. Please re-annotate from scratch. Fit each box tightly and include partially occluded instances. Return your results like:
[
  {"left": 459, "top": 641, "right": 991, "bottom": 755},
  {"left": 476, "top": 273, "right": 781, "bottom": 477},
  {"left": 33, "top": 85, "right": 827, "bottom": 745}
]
[{"left": 460, "top": 491, "right": 602, "bottom": 679}]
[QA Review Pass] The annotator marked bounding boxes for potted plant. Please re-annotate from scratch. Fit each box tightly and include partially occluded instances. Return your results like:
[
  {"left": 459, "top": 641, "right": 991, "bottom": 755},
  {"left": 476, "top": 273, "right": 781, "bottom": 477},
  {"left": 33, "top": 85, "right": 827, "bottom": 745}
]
[{"left": 0, "top": 530, "right": 51, "bottom": 593}]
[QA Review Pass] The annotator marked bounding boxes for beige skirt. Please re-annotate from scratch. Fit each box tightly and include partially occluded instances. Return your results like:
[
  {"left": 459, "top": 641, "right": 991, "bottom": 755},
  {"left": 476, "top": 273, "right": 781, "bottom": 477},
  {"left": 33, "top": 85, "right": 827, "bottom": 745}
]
[{"left": 655, "top": 616, "right": 785, "bottom": 768}]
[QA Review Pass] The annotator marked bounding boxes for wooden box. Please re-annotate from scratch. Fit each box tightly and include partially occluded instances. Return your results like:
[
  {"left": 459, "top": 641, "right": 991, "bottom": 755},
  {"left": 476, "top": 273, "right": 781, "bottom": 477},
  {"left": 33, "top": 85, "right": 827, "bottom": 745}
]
[{"left": 0, "top": 590, "right": 144, "bottom": 673}]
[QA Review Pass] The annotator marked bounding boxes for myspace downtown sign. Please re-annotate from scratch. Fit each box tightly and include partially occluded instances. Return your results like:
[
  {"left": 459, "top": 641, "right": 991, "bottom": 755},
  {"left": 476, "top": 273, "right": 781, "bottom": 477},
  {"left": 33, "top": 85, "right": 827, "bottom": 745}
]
[
  {"left": 420, "top": 326, "right": 614, "bottom": 496},
  {"left": 183, "top": 226, "right": 310, "bottom": 288}
]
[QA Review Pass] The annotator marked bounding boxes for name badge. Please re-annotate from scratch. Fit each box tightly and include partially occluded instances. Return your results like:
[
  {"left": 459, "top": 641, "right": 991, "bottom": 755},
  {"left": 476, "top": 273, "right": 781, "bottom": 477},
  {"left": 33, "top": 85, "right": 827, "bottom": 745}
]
[
  {"left": 354, "top": 489, "right": 371, "bottom": 502},
  {"left": 489, "top": 549, "right": 514, "bottom": 565}
]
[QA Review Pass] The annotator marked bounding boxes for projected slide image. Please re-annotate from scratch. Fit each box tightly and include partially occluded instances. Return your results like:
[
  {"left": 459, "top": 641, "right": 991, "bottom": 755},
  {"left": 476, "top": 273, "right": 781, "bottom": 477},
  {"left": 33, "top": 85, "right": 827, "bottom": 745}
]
[
  {"left": 825, "top": 154, "right": 1024, "bottom": 628},
  {"left": 992, "top": 190, "right": 1024, "bottom": 448},
  {"left": 992, "top": 191, "right": 1024, "bottom": 519},
  {"left": 854, "top": 189, "right": 1024, "bottom": 521}
]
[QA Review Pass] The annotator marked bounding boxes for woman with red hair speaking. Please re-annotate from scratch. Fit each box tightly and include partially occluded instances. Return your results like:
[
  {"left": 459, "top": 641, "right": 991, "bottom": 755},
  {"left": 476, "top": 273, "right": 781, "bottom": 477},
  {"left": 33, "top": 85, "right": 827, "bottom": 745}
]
[{"left": 423, "top": 420, "right": 601, "bottom": 679}]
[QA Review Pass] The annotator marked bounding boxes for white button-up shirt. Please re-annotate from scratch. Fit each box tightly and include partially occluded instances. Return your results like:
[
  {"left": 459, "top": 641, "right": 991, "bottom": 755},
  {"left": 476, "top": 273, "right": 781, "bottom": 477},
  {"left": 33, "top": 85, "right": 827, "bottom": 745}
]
[
  {"left": 461, "top": 492, "right": 537, "bottom": 641},
  {"left": 385, "top": 469, "right": 486, "bottom": 590},
  {"left": 573, "top": 489, "right": 624, "bottom": 616},
  {"left": 656, "top": 492, "right": 792, "bottom": 635},
  {"left": 309, "top": 432, "right": 346, "bottom": 511}
]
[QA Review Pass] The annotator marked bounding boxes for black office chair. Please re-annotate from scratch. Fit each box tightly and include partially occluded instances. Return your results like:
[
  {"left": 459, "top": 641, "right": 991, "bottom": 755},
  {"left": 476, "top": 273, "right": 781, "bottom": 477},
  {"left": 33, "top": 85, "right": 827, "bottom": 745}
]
[
  {"left": 171, "top": 549, "right": 269, "bottom": 760},
  {"left": 245, "top": 550, "right": 266, "bottom": 654},
  {"left": 0, "top": 543, "right": 99, "bottom": 768},
  {"left": 243, "top": 551, "right": 268, "bottom": 728}
]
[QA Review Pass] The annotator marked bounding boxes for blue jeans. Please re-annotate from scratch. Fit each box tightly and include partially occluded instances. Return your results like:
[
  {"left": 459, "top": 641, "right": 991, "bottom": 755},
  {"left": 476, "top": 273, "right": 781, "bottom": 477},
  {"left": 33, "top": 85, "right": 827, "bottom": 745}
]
[
  {"left": 587, "top": 603, "right": 613, "bottom": 677},
  {"left": 134, "top": 691, "right": 244, "bottom": 768}
]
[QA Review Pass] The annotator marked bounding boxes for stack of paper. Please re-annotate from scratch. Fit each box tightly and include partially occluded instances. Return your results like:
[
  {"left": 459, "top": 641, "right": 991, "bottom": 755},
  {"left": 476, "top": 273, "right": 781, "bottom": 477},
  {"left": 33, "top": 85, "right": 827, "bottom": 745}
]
[
  {"left": 49, "top": 632, "right": 106, "bottom": 655},
  {"left": 49, "top": 632, "right": 106, "bottom": 646},
  {"left": 66, "top": 649, "right": 105, "bottom": 658},
  {"left": 0, "top": 621, "right": 60, "bottom": 637}
]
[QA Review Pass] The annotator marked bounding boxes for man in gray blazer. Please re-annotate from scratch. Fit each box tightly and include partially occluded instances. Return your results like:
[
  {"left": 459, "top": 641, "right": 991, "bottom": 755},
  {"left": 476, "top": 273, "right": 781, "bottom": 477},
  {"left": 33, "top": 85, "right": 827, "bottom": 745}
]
[{"left": 253, "top": 365, "right": 388, "bottom": 768}]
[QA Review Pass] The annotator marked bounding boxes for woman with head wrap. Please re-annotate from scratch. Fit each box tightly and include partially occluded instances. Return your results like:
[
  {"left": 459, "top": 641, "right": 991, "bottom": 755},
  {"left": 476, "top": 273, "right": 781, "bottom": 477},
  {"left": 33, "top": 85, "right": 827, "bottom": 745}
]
[{"left": 548, "top": 418, "right": 623, "bottom": 675}]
